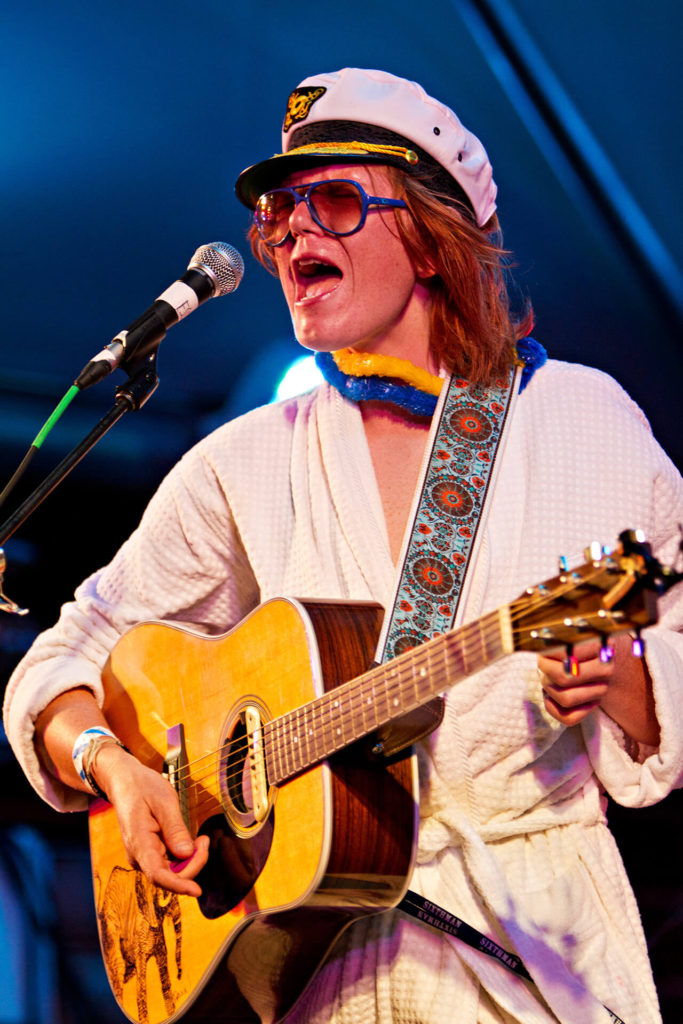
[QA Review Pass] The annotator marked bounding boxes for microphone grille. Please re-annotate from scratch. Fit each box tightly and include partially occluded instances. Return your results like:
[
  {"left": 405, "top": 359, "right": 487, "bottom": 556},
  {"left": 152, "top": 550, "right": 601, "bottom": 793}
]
[{"left": 189, "top": 242, "right": 245, "bottom": 296}]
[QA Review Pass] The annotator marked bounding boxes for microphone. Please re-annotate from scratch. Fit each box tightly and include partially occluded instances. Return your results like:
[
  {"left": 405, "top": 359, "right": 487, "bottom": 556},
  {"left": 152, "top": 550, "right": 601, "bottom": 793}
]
[{"left": 75, "top": 242, "right": 244, "bottom": 389}]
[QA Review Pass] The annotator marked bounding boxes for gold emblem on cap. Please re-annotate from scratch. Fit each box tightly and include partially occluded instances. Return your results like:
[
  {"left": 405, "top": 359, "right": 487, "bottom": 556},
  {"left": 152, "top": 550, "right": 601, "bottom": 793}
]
[{"left": 283, "top": 86, "right": 326, "bottom": 133}]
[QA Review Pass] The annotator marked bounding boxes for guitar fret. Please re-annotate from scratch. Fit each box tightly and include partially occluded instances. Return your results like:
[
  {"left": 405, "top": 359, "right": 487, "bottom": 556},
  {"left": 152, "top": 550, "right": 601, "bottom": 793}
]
[
  {"left": 370, "top": 678, "right": 382, "bottom": 730},
  {"left": 272, "top": 714, "right": 281, "bottom": 782},
  {"left": 461, "top": 625, "right": 472, "bottom": 676},
  {"left": 311, "top": 702, "right": 320, "bottom": 763},
  {"left": 291, "top": 706, "right": 301, "bottom": 774},
  {"left": 484, "top": 612, "right": 504, "bottom": 661},
  {"left": 434, "top": 640, "right": 449, "bottom": 695},
  {"left": 393, "top": 663, "right": 407, "bottom": 714},
  {"left": 374, "top": 666, "right": 389, "bottom": 726},
  {"left": 313, "top": 693, "right": 332, "bottom": 763},
  {"left": 383, "top": 663, "right": 400, "bottom": 722},
  {"left": 282, "top": 713, "right": 294, "bottom": 778},
  {"left": 269, "top": 716, "right": 278, "bottom": 784},
  {"left": 317, "top": 699, "right": 327, "bottom": 761},
  {"left": 360, "top": 676, "right": 379, "bottom": 735},
  {"left": 278, "top": 716, "right": 290, "bottom": 778},
  {"left": 330, "top": 693, "right": 345, "bottom": 750},
  {"left": 412, "top": 656, "right": 432, "bottom": 703},
  {"left": 349, "top": 685, "right": 361, "bottom": 741},
  {"left": 268, "top": 716, "right": 277, "bottom": 782},
  {"left": 312, "top": 697, "right": 325, "bottom": 764},
  {"left": 263, "top": 722, "right": 274, "bottom": 784},
  {"left": 476, "top": 618, "right": 487, "bottom": 666},
  {"left": 341, "top": 691, "right": 355, "bottom": 747},
  {"left": 481, "top": 611, "right": 505, "bottom": 663},
  {"left": 442, "top": 629, "right": 464, "bottom": 683},
  {"left": 302, "top": 701, "right": 312, "bottom": 768},
  {"left": 299, "top": 705, "right": 310, "bottom": 770},
  {"left": 326, "top": 694, "right": 338, "bottom": 753}
]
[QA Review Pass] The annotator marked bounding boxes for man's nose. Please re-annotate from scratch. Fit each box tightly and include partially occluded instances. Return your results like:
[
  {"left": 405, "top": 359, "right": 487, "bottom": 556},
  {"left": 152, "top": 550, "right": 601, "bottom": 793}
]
[{"left": 288, "top": 193, "right": 323, "bottom": 238}]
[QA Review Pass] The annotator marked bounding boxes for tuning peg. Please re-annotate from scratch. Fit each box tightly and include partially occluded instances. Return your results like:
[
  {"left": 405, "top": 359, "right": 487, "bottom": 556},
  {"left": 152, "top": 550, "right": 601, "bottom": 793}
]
[
  {"left": 599, "top": 638, "right": 615, "bottom": 664},
  {"left": 563, "top": 645, "right": 580, "bottom": 677},
  {"left": 558, "top": 555, "right": 569, "bottom": 574},
  {"left": 586, "top": 541, "right": 604, "bottom": 563},
  {"left": 619, "top": 528, "right": 648, "bottom": 555},
  {"left": 631, "top": 631, "right": 645, "bottom": 658}
]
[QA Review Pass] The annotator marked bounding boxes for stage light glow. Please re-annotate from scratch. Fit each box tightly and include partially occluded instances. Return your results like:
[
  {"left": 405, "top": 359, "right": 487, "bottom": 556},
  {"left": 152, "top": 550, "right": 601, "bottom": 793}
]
[{"left": 273, "top": 354, "right": 323, "bottom": 401}]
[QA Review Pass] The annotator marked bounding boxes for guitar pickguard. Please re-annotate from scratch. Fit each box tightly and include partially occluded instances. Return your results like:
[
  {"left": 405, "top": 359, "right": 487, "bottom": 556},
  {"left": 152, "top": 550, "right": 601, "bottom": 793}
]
[
  {"left": 196, "top": 699, "right": 276, "bottom": 919},
  {"left": 196, "top": 812, "right": 274, "bottom": 920}
]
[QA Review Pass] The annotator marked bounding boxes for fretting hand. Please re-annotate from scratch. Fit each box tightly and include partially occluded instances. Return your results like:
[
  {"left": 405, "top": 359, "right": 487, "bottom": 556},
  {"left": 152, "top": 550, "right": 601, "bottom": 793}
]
[{"left": 538, "top": 633, "right": 659, "bottom": 745}]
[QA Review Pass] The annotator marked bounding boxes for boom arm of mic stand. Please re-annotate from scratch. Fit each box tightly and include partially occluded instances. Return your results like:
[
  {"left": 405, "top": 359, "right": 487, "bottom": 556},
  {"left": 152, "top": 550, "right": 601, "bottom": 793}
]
[{"left": 0, "top": 357, "right": 159, "bottom": 602}]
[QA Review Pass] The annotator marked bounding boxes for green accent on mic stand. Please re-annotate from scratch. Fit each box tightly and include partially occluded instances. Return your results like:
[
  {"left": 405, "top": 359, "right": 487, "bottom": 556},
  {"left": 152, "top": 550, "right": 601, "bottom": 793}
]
[{"left": 32, "top": 384, "right": 80, "bottom": 448}]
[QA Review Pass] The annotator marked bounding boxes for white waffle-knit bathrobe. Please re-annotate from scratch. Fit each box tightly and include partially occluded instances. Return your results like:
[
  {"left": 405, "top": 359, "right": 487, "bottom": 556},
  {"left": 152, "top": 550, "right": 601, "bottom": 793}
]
[{"left": 5, "top": 360, "right": 683, "bottom": 1024}]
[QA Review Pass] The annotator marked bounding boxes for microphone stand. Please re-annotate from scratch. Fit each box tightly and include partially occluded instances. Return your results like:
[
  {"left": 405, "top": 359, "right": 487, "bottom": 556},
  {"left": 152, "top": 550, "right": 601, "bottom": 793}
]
[{"left": 0, "top": 355, "right": 159, "bottom": 613}]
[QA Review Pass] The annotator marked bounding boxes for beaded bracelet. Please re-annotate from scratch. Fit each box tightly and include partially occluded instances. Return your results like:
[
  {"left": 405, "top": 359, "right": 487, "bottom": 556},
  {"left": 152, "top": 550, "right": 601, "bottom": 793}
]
[{"left": 72, "top": 726, "right": 127, "bottom": 801}]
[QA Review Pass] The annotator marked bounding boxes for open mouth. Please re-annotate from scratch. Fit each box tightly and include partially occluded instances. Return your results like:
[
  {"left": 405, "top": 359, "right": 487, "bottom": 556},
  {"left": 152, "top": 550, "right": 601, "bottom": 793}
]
[{"left": 293, "top": 257, "right": 343, "bottom": 300}]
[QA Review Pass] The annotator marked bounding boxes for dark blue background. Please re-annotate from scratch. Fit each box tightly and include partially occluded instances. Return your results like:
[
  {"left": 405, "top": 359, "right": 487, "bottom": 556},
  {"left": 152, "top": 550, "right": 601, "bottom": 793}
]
[{"left": 3, "top": 0, "right": 681, "bottom": 479}]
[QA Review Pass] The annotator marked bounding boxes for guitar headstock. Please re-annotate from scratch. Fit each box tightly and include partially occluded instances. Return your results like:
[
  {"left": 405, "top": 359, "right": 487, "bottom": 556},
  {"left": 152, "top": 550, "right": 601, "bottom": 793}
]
[{"left": 512, "top": 530, "right": 678, "bottom": 653}]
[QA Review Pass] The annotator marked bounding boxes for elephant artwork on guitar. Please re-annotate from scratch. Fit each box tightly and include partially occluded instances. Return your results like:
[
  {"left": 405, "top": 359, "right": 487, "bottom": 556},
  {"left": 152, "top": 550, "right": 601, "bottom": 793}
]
[{"left": 95, "top": 864, "right": 182, "bottom": 1024}]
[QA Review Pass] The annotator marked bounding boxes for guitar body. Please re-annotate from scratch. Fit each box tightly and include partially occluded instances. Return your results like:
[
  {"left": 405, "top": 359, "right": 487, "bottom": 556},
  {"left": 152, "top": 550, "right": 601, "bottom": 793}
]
[{"left": 89, "top": 598, "right": 418, "bottom": 1024}]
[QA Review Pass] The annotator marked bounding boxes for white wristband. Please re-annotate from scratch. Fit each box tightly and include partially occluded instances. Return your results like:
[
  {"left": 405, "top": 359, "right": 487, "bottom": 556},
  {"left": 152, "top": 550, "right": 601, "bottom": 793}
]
[{"left": 72, "top": 726, "right": 120, "bottom": 797}]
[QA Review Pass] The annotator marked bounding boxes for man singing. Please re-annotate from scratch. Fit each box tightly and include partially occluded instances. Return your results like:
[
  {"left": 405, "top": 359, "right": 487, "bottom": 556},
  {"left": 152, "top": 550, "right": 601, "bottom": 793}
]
[{"left": 5, "top": 68, "right": 683, "bottom": 1023}]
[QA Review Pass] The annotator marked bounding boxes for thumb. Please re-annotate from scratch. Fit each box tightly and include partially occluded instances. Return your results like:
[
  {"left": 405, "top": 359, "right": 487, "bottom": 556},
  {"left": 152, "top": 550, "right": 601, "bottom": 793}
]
[{"left": 155, "top": 801, "right": 195, "bottom": 859}]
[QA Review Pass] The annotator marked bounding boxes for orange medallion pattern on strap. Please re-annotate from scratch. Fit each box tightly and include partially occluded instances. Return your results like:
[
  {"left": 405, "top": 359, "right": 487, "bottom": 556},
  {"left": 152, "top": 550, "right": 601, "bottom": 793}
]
[{"left": 384, "top": 370, "right": 517, "bottom": 661}]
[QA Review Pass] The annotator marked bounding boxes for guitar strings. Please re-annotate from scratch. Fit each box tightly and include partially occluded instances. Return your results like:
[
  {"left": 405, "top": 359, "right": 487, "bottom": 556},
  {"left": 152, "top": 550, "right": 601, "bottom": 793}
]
[
  {"left": 169, "top": 568, "right": 604, "bottom": 801},
  {"left": 160, "top": 619, "right": 490, "bottom": 809},
  {"left": 167, "top": 632, "right": 484, "bottom": 818},
  {"left": 162, "top": 566, "right": 610, "bottom": 813},
  {"left": 175, "top": 605, "right": 505, "bottom": 793}
]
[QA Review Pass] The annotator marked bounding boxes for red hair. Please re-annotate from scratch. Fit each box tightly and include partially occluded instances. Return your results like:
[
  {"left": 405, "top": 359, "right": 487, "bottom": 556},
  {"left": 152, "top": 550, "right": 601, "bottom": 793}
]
[{"left": 386, "top": 166, "right": 534, "bottom": 382}]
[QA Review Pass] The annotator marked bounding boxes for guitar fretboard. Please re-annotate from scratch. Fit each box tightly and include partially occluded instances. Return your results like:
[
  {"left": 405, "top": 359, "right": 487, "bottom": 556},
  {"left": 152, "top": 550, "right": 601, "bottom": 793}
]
[{"left": 264, "top": 608, "right": 511, "bottom": 785}]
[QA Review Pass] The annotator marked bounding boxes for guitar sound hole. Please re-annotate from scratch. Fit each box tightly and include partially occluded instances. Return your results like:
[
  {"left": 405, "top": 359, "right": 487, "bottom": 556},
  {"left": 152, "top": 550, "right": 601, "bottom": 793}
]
[{"left": 225, "top": 717, "right": 252, "bottom": 817}]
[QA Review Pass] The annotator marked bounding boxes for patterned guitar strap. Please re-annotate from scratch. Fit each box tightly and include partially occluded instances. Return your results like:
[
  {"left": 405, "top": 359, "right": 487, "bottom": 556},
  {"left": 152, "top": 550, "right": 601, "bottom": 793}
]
[
  {"left": 374, "top": 364, "right": 521, "bottom": 719},
  {"left": 374, "top": 360, "right": 626, "bottom": 1024}
]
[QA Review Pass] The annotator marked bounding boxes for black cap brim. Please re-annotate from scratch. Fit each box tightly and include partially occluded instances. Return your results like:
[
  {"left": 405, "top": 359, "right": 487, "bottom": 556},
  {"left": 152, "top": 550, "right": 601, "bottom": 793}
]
[
  {"left": 235, "top": 149, "right": 413, "bottom": 210},
  {"left": 235, "top": 121, "right": 475, "bottom": 217}
]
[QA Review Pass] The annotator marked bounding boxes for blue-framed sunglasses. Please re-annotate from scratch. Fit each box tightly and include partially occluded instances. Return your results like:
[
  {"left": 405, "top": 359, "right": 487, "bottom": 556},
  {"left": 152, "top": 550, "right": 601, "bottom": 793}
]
[{"left": 254, "top": 179, "right": 408, "bottom": 247}]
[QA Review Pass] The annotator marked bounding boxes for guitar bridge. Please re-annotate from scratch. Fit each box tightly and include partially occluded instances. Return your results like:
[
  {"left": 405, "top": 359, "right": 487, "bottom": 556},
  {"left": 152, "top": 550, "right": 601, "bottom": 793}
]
[{"left": 164, "top": 723, "right": 189, "bottom": 829}]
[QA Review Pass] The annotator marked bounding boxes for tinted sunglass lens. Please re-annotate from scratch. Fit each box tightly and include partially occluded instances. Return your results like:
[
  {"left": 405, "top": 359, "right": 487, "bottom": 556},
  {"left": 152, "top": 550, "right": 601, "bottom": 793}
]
[
  {"left": 309, "top": 181, "right": 364, "bottom": 234},
  {"left": 256, "top": 190, "right": 295, "bottom": 245}
]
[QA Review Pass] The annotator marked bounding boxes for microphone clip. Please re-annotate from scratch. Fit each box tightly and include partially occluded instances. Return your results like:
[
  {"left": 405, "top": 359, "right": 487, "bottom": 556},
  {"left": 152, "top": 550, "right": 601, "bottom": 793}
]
[{"left": 114, "top": 351, "right": 160, "bottom": 412}]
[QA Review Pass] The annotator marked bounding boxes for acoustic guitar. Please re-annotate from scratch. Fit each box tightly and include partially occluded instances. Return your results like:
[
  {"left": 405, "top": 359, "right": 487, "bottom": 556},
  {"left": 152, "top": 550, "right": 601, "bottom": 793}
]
[{"left": 89, "top": 531, "right": 673, "bottom": 1024}]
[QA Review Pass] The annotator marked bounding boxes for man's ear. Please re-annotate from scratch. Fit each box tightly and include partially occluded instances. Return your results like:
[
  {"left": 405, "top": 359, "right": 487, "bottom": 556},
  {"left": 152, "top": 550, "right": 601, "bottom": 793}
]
[
  {"left": 413, "top": 253, "right": 437, "bottom": 280},
  {"left": 407, "top": 230, "right": 437, "bottom": 279}
]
